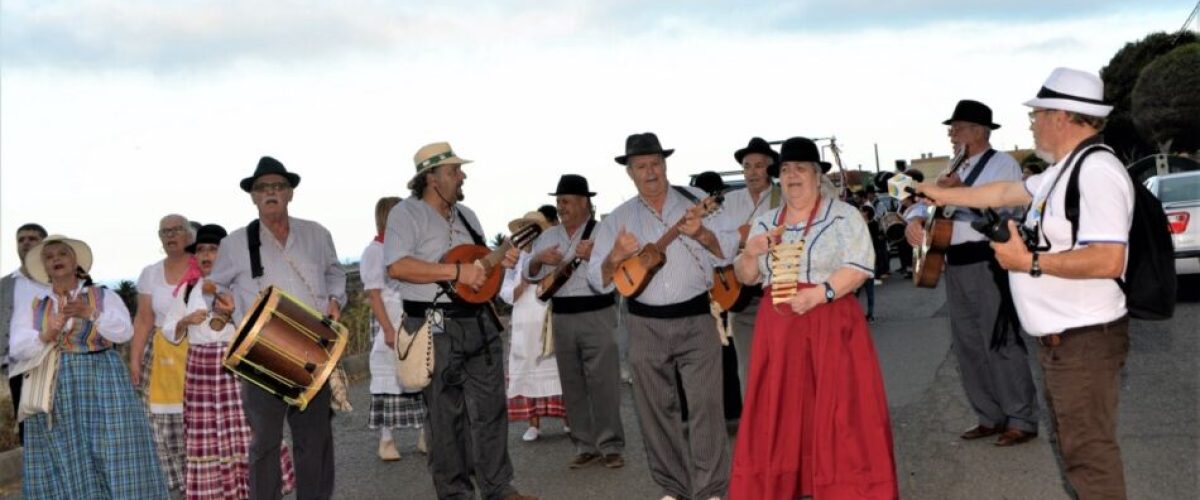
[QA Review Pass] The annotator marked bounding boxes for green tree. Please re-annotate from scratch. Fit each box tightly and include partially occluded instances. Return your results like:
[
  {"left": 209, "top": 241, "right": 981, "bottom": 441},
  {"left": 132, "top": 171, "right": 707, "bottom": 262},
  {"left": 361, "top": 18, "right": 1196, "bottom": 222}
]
[
  {"left": 491, "top": 233, "right": 506, "bottom": 249},
  {"left": 1100, "top": 31, "right": 1198, "bottom": 160},
  {"left": 115, "top": 280, "right": 138, "bottom": 316},
  {"left": 1132, "top": 43, "right": 1200, "bottom": 153}
]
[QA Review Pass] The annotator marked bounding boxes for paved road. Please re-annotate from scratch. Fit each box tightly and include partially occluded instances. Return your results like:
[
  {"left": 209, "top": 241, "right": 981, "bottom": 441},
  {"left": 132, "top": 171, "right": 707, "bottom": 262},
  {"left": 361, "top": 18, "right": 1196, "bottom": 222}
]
[{"left": 4, "top": 274, "right": 1196, "bottom": 499}]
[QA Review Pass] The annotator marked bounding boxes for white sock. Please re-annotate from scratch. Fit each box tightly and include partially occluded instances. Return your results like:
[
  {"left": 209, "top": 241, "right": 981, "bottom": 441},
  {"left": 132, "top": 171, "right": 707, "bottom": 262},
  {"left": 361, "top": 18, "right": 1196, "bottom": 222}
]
[{"left": 380, "top": 428, "right": 394, "bottom": 442}]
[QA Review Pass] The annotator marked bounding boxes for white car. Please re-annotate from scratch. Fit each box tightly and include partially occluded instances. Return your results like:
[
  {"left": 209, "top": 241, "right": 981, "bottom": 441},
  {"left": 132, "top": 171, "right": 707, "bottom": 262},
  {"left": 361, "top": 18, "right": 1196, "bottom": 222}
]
[{"left": 1145, "top": 170, "right": 1200, "bottom": 275}]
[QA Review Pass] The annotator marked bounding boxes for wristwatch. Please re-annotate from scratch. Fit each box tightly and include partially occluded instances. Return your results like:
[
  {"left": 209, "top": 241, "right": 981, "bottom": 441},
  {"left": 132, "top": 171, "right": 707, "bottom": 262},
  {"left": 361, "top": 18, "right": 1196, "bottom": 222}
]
[
  {"left": 822, "top": 282, "right": 835, "bottom": 303},
  {"left": 1030, "top": 252, "right": 1042, "bottom": 278}
]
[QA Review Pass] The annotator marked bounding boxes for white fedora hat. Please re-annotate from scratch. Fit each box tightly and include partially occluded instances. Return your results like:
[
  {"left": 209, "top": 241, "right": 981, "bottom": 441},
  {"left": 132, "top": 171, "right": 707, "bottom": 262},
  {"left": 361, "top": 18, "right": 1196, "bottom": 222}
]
[
  {"left": 1023, "top": 67, "right": 1113, "bottom": 118},
  {"left": 25, "top": 234, "right": 93, "bottom": 285}
]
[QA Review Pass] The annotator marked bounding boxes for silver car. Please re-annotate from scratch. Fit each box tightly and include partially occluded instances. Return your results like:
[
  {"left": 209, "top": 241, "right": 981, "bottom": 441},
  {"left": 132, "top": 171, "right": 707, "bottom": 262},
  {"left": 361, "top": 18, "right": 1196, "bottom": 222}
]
[{"left": 1145, "top": 170, "right": 1200, "bottom": 275}]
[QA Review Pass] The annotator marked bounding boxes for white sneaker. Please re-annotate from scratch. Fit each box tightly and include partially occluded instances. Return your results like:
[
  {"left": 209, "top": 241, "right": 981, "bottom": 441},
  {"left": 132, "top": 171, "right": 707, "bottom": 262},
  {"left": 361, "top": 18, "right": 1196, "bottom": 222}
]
[
  {"left": 522, "top": 426, "right": 540, "bottom": 442},
  {"left": 416, "top": 428, "right": 428, "bottom": 454},
  {"left": 377, "top": 439, "right": 401, "bottom": 461}
]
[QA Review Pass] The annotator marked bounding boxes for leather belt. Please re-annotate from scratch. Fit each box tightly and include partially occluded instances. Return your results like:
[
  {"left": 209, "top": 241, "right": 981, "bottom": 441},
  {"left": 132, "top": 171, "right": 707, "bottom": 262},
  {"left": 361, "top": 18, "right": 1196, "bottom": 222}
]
[{"left": 1036, "top": 315, "right": 1129, "bottom": 348}]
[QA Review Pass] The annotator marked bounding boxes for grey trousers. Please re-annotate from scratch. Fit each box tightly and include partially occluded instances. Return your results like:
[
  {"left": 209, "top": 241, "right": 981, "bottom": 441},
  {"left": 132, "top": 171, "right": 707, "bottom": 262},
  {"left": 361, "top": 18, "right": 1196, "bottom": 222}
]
[
  {"left": 408, "top": 314, "right": 518, "bottom": 500},
  {"left": 945, "top": 260, "right": 1038, "bottom": 433},
  {"left": 730, "top": 296, "right": 761, "bottom": 395},
  {"left": 242, "top": 382, "right": 334, "bottom": 500},
  {"left": 626, "top": 313, "right": 730, "bottom": 500},
  {"left": 552, "top": 305, "right": 626, "bottom": 456}
]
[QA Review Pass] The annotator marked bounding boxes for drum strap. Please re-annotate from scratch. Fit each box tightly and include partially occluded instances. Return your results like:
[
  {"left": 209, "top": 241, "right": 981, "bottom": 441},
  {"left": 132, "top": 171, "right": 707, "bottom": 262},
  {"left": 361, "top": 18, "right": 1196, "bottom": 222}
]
[{"left": 247, "top": 219, "right": 264, "bottom": 279}]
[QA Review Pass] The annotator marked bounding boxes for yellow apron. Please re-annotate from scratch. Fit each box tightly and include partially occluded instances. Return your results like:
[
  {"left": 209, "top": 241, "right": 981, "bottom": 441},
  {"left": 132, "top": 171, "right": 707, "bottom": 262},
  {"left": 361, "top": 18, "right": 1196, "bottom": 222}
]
[{"left": 147, "top": 328, "right": 189, "bottom": 411}]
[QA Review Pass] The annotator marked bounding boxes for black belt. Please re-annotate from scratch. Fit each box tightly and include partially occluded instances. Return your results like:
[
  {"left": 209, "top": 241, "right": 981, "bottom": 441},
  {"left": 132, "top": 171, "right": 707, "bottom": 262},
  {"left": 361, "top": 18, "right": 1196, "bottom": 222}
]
[
  {"left": 552, "top": 293, "right": 616, "bottom": 314},
  {"left": 628, "top": 293, "right": 709, "bottom": 319},
  {"left": 403, "top": 301, "right": 485, "bottom": 319},
  {"left": 743, "top": 286, "right": 763, "bottom": 298},
  {"left": 1036, "top": 315, "right": 1129, "bottom": 348},
  {"left": 946, "top": 241, "right": 993, "bottom": 266}
]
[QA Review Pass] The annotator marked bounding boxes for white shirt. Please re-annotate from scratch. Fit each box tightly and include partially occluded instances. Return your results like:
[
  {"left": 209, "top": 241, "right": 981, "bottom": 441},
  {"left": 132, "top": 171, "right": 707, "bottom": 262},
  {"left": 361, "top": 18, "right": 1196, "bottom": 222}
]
[
  {"left": 137, "top": 260, "right": 180, "bottom": 328},
  {"left": 360, "top": 240, "right": 407, "bottom": 394},
  {"left": 749, "top": 198, "right": 875, "bottom": 284},
  {"left": 1012, "top": 148, "right": 1133, "bottom": 335},
  {"left": 10, "top": 286, "right": 134, "bottom": 365},
  {"left": 721, "top": 185, "right": 780, "bottom": 231},
  {"left": 162, "top": 283, "right": 234, "bottom": 345},
  {"left": 5, "top": 270, "right": 50, "bottom": 370},
  {"left": 523, "top": 222, "right": 605, "bottom": 298}
]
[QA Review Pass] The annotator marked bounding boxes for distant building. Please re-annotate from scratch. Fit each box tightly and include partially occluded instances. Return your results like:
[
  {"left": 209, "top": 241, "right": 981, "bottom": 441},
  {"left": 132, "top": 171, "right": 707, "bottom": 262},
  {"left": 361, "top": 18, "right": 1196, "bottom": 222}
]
[{"left": 907, "top": 148, "right": 1036, "bottom": 180}]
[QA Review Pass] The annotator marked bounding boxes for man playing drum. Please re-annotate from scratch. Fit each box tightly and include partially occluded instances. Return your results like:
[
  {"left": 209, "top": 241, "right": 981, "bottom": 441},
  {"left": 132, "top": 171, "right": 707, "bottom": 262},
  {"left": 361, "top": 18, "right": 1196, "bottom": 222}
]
[
  {"left": 384, "top": 142, "right": 537, "bottom": 500},
  {"left": 211, "top": 156, "right": 346, "bottom": 499}
]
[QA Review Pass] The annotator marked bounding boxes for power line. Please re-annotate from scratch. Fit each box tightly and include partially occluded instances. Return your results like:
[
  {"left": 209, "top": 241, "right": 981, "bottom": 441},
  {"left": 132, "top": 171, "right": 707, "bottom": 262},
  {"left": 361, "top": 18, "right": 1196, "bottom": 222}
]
[{"left": 1181, "top": 0, "right": 1200, "bottom": 35}]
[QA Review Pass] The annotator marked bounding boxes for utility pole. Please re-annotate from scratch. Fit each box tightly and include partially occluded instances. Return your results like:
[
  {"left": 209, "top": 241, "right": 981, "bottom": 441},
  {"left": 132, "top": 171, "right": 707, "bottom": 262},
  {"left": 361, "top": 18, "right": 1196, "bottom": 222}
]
[{"left": 874, "top": 143, "right": 881, "bottom": 173}]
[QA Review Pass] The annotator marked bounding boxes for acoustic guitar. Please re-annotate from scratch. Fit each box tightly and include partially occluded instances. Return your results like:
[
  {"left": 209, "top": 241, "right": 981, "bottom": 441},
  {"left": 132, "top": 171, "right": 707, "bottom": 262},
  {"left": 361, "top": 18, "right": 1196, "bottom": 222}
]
[
  {"left": 912, "top": 146, "right": 970, "bottom": 288},
  {"left": 613, "top": 195, "right": 724, "bottom": 298},
  {"left": 535, "top": 220, "right": 597, "bottom": 301},
  {"left": 441, "top": 219, "right": 548, "bottom": 303}
]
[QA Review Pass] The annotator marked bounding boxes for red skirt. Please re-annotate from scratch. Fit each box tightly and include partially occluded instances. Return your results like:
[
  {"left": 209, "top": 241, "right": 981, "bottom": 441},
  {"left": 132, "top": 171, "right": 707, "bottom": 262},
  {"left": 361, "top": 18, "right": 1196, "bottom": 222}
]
[{"left": 729, "top": 289, "right": 898, "bottom": 500}]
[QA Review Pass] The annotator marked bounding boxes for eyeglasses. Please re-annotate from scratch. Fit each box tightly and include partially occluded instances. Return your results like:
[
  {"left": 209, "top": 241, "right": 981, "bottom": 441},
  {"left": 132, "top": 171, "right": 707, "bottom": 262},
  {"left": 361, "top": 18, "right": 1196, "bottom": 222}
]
[
  {"left": 252, "top": 181, "right": 291, "bottom": 193},
  {"left": 158, "top": 226, "right": 187, "bottom": 238},
  {"left": 1028, "top": 109, "right": 1053, "bottom": 123}
]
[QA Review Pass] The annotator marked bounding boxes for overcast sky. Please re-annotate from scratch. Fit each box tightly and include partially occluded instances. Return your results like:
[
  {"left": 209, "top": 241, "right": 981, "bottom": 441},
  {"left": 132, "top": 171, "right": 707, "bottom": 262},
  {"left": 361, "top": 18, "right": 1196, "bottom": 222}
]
[{"left": 1, "top": 0, "right": 1193, "bottom": 282}]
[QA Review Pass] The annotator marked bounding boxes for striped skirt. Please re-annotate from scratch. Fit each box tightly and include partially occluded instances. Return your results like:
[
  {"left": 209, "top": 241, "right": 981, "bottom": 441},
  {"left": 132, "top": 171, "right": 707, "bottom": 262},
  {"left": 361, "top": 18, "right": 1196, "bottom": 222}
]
[
  {"left": 23, "top": 349, "right": 169, "bottom": 499},
  {"left": 184, "top": 342, "right": 295, "bottom": 499},
  {"left": 369, "top": 393, "right": 426, "bottom": 429},
  {"left": 507, "top": 395, "right": 567, "bottom": 421}
]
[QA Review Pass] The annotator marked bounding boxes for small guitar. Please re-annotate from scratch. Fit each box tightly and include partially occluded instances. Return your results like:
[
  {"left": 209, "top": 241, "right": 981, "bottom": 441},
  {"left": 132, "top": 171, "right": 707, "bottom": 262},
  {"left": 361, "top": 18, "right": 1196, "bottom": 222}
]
[
  {"left": 912, "top": 145, "right": 970, "bottom": 288},
  {"left": 536, "top": 220, "right": 597, "bottom": 301},
  {"left": 613, "top": 195, "right": 724, "bottom": 298},
  {"left": 710, "top": 265, "right": 741, "bottom": 311},
  {"left": 442, "top": 219, "right": 549, "bottom": 303}
]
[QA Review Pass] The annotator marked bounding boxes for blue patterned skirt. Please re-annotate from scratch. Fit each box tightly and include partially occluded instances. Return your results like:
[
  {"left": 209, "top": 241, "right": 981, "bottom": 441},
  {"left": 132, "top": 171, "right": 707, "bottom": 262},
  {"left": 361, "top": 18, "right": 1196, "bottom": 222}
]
[{"left": 23, "top": 349, "right": 169, "bottom": 499}]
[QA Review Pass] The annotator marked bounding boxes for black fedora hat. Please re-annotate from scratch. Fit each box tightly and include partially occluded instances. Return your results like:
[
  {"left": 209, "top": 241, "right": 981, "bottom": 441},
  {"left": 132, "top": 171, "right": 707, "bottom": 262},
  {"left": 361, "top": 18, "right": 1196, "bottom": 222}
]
[
  {"left": 690, "top": 171, "right": 728, "bottom": 195},
  {"left": 185, "top": 224, "right": 228, "bottom": 253},
  {"left": 614, "top": 132, "right": 674, "bottom": 165},
  {"left": 734, "top": 137, "right": 780, "bottom": 166},
  {"left": 779, "top": 137, "right": 829, "bottom": 173},
  {"left": 943, "top": 99, "right": 1000, "bottom": 130},
  {"left": 548, "top": 174, "right": 597, "bottom": 197},
  {"left": 240, "top": 156, "right": 301, "bottom": 193}
]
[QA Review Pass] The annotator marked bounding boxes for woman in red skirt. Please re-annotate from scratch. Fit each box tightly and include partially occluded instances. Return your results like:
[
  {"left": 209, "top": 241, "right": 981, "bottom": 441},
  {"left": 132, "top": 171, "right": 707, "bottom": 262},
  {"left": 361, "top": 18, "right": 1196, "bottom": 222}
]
[{"left": 729, "top": 137, "right": 898, "bottom": 500}]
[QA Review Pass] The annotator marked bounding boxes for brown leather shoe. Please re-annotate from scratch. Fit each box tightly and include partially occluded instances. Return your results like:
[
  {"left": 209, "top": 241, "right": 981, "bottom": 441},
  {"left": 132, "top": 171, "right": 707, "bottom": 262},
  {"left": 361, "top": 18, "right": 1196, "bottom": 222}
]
[
  {"left": 568, "top": 452, "right": 600, "bottom": 469},
  {"left": 503, "top": 494, "right": 539, "bottom": 500},
  {"left": 602, "top": 453, "right": 625, "bottom": 469},
  {"left": 960, "top": 425, "right": 1000, "bottom": 440},
  {"left": 994, "top": 428, "right": 1037, "bottom": 447}
]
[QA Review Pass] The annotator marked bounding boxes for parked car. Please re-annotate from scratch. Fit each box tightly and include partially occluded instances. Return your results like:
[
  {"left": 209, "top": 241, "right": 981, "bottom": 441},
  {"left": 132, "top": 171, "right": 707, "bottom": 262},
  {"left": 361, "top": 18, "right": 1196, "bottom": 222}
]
[{"left": 1145, "top": 170, "right": 1200, "bottom": 275}]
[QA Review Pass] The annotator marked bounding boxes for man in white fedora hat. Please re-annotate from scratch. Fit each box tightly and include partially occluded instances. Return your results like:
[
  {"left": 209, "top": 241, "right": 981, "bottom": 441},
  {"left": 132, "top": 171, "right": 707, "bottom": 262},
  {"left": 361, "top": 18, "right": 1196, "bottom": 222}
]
[
  {"left": 384, "top": 142, "right": 536, "bottom": 500},
  {"left": 916, "top": 67, "right": 1134, "bottom": 499}
]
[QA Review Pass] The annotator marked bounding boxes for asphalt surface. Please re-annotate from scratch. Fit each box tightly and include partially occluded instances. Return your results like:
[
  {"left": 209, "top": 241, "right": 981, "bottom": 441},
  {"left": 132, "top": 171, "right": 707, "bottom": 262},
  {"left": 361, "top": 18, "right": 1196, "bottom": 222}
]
[{"left": 3, "top": 272, "right": 1197, "bottom": 499}]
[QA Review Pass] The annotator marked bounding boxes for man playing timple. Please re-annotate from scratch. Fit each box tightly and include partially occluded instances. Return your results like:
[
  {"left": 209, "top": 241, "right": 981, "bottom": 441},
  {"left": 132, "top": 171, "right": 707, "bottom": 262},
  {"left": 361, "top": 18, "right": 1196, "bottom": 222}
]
[
  {"left": 905, "top": 99, "right": 1039, "bottom": 447},
  {"left": 718, "top": 138, "right": 781, "bottom": 392},
  {"left": 0, "top": 223, "right": 49, "bottom": 443},
  {"left": 589, "top": 132, "right": 737, "bottom": 500},
  {"left": 385, "top": 142, "right": 535, "bottom": 500},
  {"left": 917, "top": 68, "right": 1134, "bottom": 499},
  {"left": 211, "top": 156, "right": 346, "bottom": 500}
]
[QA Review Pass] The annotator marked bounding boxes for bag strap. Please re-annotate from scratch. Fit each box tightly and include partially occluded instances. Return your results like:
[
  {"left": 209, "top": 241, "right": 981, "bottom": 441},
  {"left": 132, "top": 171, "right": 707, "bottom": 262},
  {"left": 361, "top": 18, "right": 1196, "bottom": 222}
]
[
  {"left": 247, "top": 219, "right": 264, "bottom": 279},
  {"left": 1061, "top": 135, "right": 1114, "bottom": 248},
  {"left": 672, "top": 185, "right": 701, "bottom": 204},
  {"left": 454, "top": 209, "right": 487, "bottom": 246}
]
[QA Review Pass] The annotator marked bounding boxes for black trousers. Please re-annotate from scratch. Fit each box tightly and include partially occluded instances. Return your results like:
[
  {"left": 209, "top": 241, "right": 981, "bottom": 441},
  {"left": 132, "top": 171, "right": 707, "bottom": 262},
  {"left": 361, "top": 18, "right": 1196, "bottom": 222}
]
[{"left": 242, "top": 383, "right": 335, "bottom": 500}]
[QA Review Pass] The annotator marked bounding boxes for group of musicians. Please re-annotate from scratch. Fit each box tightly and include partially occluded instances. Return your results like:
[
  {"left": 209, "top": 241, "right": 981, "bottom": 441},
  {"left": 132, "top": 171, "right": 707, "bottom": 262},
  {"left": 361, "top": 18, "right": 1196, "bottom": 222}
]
[{"left": 3, "top": 66, "right": 1136, "bottom": 500}]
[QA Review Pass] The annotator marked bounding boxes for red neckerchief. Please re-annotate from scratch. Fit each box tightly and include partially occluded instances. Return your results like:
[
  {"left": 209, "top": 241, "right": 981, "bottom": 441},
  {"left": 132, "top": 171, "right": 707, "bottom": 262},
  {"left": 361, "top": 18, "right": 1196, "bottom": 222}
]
[
  {"left": 374, "top": 234, "right": 385, "bottom": 243},
  {"left": 773, "top": 197, "right": 823, "bottom": 244}
]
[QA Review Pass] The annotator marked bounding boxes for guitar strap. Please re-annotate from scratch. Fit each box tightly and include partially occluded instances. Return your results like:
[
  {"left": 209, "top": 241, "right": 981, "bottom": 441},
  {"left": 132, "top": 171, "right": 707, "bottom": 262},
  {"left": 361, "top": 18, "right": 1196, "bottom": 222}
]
[
  {"left": 580, "top": 219, "right": 597, "bottom": 241},
  {"left": 961, "top": 149, "right": 996, "bottom": 218},
  {"left": 455, "top": 209, "right": 487, "bottom": 246},
  {"left": 451, "top": 208, "right": 502, "bottom": 332},
  {"left": 672, "top": 185, "right": 700, "bottom": 204}
]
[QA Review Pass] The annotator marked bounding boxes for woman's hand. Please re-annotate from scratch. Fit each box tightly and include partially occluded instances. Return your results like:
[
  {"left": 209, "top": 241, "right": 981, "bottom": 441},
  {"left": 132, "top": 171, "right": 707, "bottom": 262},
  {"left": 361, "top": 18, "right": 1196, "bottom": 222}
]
[
  {"left": 786, "top": 286, "right": 825, "bottom": 316},
  {"left": 182, "top": 309, "right": 208, "bottom": 326},
  {"left": 41, "top": 303, "right": 66, "bottom": 343}
]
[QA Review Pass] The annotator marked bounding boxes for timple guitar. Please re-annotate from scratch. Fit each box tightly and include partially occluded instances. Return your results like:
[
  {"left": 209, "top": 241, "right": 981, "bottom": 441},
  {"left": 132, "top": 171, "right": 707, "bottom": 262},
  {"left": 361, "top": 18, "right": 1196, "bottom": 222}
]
[
  {"left": 613, "top": 195, "right": 724, "bottom": 298},
  {"left": 535, "top": 220, "right": 597, "bottom": 301},
  {"left": 442, "top": 219, "right": 549, "bottom": 303},
  {"left": 912, "top": 145, "right": 970, "bottom": 288}
]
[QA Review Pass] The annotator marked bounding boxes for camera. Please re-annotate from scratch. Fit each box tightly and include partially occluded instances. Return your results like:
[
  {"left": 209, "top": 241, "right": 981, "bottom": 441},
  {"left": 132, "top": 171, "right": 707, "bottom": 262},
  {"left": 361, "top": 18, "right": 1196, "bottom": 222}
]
[{"left": 971, "top": 209, "right": 1039, "bottom": 250}]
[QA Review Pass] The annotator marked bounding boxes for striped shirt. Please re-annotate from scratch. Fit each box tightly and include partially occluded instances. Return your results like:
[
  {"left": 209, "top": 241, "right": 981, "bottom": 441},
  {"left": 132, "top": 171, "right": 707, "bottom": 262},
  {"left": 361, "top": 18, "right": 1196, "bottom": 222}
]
[
  {"left": 524, "top": 222, "right": 604, "bottom": 298},
  {"left": 29, "top": 286, "right": 133, "bottom": 355}
]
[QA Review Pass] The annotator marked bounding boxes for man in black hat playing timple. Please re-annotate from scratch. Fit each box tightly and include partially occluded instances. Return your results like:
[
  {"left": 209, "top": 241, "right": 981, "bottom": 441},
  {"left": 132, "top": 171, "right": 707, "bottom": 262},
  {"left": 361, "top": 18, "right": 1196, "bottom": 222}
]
[
  {"left": 383, "top": 142, "right": 536, "bottom": 500},
  {"left": 210, "top": 156, "right": 346, "bottom": 499},
  {"left": 719, "top": 137, "right": 782, "bottom": 394},
  {"left": 588, "top": 133, "right": 737, "bottom": 500},
  {"left": 525, "top": 174, "right": 627, "bottom": 470},
  {"left": 904, "top": 100, "right": 1039, "bottom": 447}
]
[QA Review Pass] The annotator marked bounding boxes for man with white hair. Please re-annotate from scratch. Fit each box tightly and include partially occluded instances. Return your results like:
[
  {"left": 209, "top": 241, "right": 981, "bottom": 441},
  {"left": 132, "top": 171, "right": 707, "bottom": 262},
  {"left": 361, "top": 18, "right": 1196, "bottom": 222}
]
[{"left": 918, "top": 67, "right": 1134, "bottom": 499}]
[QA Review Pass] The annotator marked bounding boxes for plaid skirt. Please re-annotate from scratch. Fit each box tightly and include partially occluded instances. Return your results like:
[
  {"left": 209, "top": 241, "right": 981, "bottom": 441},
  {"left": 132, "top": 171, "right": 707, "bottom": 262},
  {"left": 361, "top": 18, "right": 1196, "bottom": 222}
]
[
  {"left": 507, "top": 395, "right": 567, "bottom": 421},
  {"left": 23, "top": 349, "right": 169, "bottom": 499},
  {"left": 185, "top": 342, "right": 296, "bottom": 499},
  {"left": 369, "top": 393, "right": 426, "bottom": 429}
]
